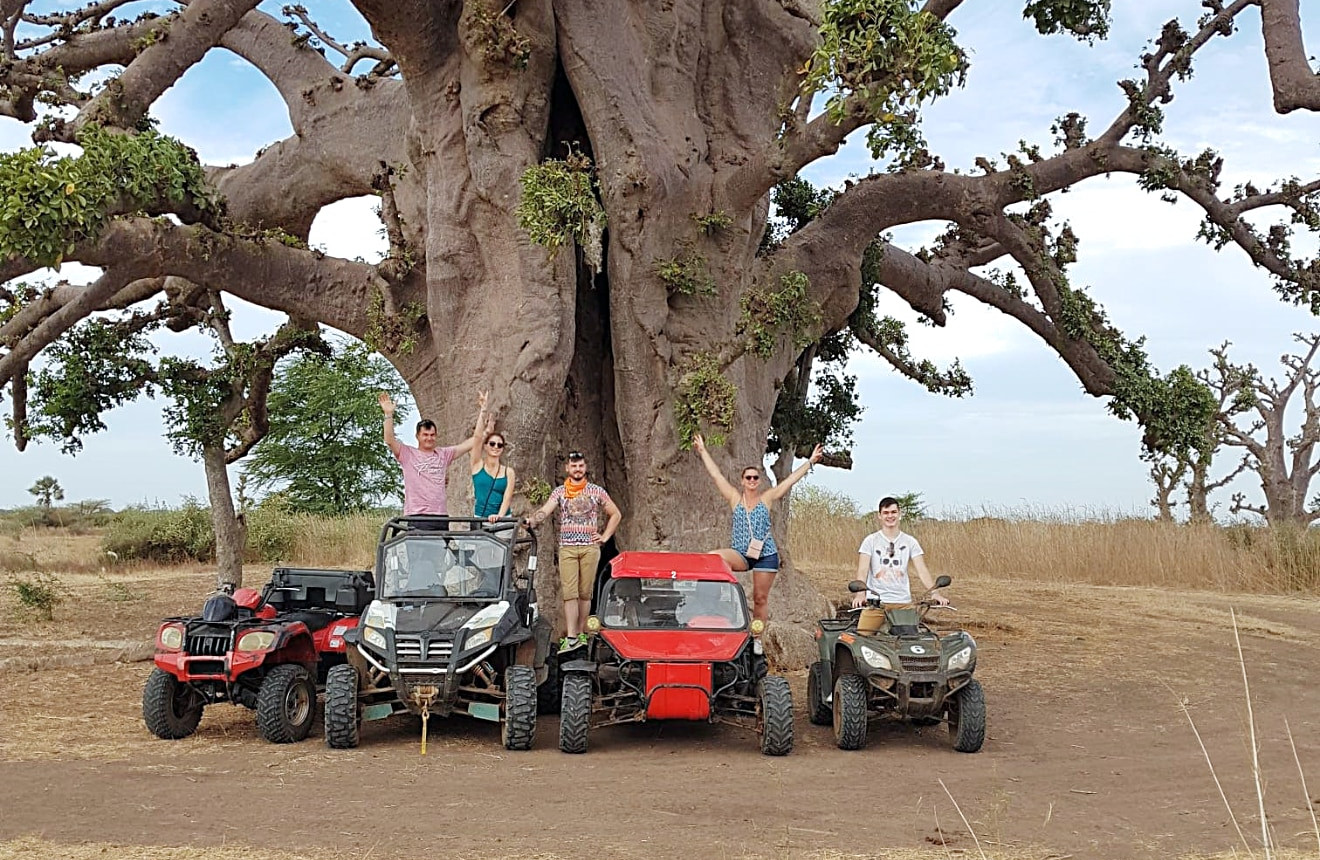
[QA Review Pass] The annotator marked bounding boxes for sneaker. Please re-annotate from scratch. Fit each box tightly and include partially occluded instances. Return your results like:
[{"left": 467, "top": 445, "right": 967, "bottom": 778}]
[
  {"left": 752, "top": 638, "right": 764, "bottom": 656},
  {"left": 558, "top": 637, "right": 574, "bottom": 654},
  {"left": 577, "top": 632, "right": 590, "bottom": 647}
]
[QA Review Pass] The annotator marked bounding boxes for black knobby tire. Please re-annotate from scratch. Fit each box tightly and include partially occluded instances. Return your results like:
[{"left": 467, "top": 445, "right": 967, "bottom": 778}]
[
  {"left": 142, "top": 668, "right": 204, "bottom": 740},
  {"left": 948, "top": 677, "right": 986, "bottom": 753},
  {"left": 558, "top": 674, "right": 592, "bottom": 754},
  {"left": 806, "top": 661, "right": 832, "bottom": 726},
  {"left": 832, "top": 673, "right": 868, "bottom": 751},
  {"left": 256, "top": 664, "right": 317, "bottom": 744},
  {"left": 537, "top": 647, "right": 561, "bottom": 716},
  {"left": 502, "top": 665, "right": 538, "bottom": 751},
  {"left": 323, "top": 664, "right": 361, "bottom": 749},
  {"left": 758, "top": 675, "right": 794, "bottom": 756}
]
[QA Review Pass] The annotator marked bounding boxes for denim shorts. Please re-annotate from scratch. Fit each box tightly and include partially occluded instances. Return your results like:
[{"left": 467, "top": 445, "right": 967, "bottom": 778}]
[{"left": 741, "top": 551, "right": 780, "bottom": 572}]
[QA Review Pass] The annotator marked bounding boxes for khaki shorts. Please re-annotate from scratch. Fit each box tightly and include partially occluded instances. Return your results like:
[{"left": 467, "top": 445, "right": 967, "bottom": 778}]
[
  {"left": 857, "top": 603, "right": 915, "bottom": 635},
  {"left": 558, "top": 545, "right": 600, "bottom": 601}
]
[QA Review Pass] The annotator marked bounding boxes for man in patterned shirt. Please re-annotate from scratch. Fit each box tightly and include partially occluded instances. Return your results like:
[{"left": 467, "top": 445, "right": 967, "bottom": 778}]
[{"left": 527, "top": 450, "right": 622, "bottom": 653}]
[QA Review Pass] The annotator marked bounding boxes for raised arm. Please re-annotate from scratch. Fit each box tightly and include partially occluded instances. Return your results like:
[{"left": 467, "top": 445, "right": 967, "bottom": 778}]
[
  {"left": 468, "top": 390, "right": 490, "bottom": 467},
  {"left": 692, "top": 434, "right": 740, "bottom": 505},
  {"left": 762, "top": 444, "right": 824, "bottom": 505},
  {"left": 379, "top": 391, "right": 402, "bottom": 457},
  {"left": 452, "top": 391, "right": 487, "bottom": 457}
]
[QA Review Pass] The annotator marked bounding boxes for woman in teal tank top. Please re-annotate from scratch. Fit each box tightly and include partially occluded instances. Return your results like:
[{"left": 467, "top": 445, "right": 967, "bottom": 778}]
[{"left": 467, "top": 394, "right": 516, "bottom": 520}]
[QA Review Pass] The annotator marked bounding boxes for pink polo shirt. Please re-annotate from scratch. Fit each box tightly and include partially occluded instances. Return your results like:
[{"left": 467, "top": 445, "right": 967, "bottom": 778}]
[{"left": 394, "top": 444, "right": 458, "bottom": 515}]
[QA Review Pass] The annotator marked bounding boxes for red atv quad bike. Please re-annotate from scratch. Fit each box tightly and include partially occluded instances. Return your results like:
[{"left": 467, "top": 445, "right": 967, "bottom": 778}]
[
  {"left": 143, "top": 567, "right": 374, "bottom": 743},
  {"left": 557, "top": 551, "right": 793, "bottom": 756}
]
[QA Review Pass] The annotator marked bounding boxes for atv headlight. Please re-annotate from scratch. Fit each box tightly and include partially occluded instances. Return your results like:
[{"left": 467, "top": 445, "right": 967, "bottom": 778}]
[
  {"left": 363, "top": 600, "right": 396, "bottom": 630},
  {"left": 158, "top": 623, "right": 184, "bottom": 651},
  {"left": 363, "top": 626, "right": 387, "bottom": 650},
  {"left": 860, "top": 644, "right": 892, "bottom": 670},
  {"left": 948, "top": 646, "right": 973, "bottom": 672},
  {"left": 465, "top": 628, "right": 492, "bottom": 649},
  {"left": 236, "top": 630, "right": 276, "bottom": 652}
]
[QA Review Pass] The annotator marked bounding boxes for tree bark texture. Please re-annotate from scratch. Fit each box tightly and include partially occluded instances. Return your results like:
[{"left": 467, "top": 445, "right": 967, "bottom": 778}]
[{"left": 4, "top": 2, "right": 1320, "bottom": 663}]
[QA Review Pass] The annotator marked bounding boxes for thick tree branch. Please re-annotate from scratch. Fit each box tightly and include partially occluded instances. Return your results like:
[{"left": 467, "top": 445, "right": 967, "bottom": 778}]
[
  {"left": 1259, "top": 0, "right": 1320, "bottom": 113},
  {"left": 64, "top": 0, "right": 262, "bottom": 138}
]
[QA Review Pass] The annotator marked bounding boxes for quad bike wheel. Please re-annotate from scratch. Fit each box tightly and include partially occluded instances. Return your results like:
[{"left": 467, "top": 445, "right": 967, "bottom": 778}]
[
  {"left": 558, "top": 674, "right": 592, "bottom": 754},
  {"left": 323, "top": 664, "right": 361, "bottom": 749},
  {"left": 806, "top": 661, "right": 831, "bottom": 726},
  {"left": 502, "top": 665, "right": 538, "bottom": 751},
  {"left": 142, "top": 668, "right": 204, "bottom": 740},
  {"left": 758, "top": 676, "right": 794, "bottom": 756},
  {"left": 832, "top": 673, "right": 868, "bottom": 751},
  {"left": 256, "top": 664, "right": 316, "bottom": 743},
  {"left": 948, "top": 677, "right": 986, "bottom": 753}
]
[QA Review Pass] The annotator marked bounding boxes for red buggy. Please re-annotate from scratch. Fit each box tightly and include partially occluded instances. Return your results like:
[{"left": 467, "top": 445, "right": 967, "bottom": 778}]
[{"left": 557, "top": 551, "right": 793, "bottom": 755}]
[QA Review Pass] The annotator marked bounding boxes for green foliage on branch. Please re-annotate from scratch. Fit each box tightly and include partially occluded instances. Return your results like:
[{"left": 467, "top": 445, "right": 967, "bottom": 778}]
[
  {"left": 655, "top": 251, "right": 717, "bottom": 297},
  {"left": 768, "top": 368, "right": 861, "bottom": 457},
  {"left": 517, "top": 149, "right": 605, "bottom": 267},
  {"left": 243, "top": 341, "right": 408, "bottom": 514},
  {"left": 1023, "top": 0, "right": 1111, "bottom": 42},
  {"left": 0, "top": 126, "right": 213, "bottom": 267},
  {"left": 1056, "top": 284, "right": 1215, "bottom": 455},
  {"left": 802, "top": 0, "right": 967, "bottom": 161},
  {"left": 738, "top": 270, "right": 822, "bottom": 358},
  {"left": 364, "top": 287, "right": 425, "bottom": 355},
  {"left": 674, "top": 352, "right": 738, "bottom": 448},
  {"left": 467, "top": 0, "right": 532, "bottom": 70},
  {"left": 25, "top": 316, "right": 158, "bottom": 452}
]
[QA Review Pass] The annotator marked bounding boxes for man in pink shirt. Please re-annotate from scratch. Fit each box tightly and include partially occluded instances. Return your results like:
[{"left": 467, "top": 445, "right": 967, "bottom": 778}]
[{"left": 379, "top": 392, "right": 483, "bottom": 515}]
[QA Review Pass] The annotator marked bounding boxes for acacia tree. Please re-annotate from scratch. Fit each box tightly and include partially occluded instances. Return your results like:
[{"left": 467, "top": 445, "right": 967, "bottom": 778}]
[
  {"left": 2, "top": 1, "right": 1320, "bottom": 659},
  {"left": 22, "top": 284, "right": 322, "bottom": 586}
]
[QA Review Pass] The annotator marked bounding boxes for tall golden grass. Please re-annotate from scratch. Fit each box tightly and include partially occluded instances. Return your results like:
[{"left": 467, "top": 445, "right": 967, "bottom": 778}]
[{"left": 789, "top": 500, "right": 1320, "bottom": 595}]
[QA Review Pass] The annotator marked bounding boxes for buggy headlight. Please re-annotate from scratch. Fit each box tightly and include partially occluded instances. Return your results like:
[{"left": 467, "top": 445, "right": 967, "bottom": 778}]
[
  {"left": 236, "top": 630, "right": 276, "bottom": 652},
  {"left": 586, "top": 615, "right": 601, "bottom": 633},
  {"left": 859, "top": 644, "right": 892, "bottom": 670},
  {"left": 158, "top": 624, "right": 184, "bottom": 651},
  {"left": 465, "top": 628, "right": 492, "bottom": 649},
  {"left": 363, "top": 627, "right": 387, "bottom": 650},
  {"left": 948, "top": 646, "right": 973, "bottom": 672}
]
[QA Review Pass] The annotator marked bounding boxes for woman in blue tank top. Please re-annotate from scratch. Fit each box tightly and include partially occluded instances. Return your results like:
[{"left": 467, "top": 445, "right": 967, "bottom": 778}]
[
  {"left": 692, "top": 433, "right": 823, "bottom": 653},
  {"left": 468, "top": 393, "right": 515, "bottom": 520}
]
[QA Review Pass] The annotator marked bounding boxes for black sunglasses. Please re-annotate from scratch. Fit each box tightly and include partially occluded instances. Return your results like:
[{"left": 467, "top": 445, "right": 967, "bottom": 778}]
[
  {"left": 567, "top": 451, "right": 585, "bottom": 461},
  {"left": 742, "top": 474, "right": 761, "bottom": 481},
  {"left": 487, "top": 440, "right": 505, "bottom": 448}
]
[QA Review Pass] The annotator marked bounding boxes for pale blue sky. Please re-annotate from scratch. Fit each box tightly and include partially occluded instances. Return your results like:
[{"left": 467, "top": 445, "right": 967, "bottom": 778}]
[{"left": 2, "top": 2, "right": 1318, "bottom": 519}]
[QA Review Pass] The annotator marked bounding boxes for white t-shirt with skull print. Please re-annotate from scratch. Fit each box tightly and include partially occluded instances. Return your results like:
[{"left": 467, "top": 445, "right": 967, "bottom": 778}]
[{"left": 858, "top": 530, "right": 924, "bottom": 604}]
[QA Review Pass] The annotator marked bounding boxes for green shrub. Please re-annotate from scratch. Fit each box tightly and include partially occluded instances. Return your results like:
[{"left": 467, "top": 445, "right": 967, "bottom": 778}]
[
  {"left": 7, "top": 571, "right": 64, "bottom": 620},
  {"left": 244, "top": 502, "right": 299, "bottom": 563},
  {"left": 101, "top": 501, "right": 215, "bottom": 563}
]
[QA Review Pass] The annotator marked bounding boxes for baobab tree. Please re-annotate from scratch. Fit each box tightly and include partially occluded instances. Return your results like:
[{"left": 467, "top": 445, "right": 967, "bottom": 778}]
[{"left": 2, "top": 1, "right": 1320, "bottom": 659}]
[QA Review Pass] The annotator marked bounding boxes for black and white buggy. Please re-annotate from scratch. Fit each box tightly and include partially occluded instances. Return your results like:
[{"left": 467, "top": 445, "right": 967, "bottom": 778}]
[{"left": 324, "top": 515, "right": 556, "bottom": 752}]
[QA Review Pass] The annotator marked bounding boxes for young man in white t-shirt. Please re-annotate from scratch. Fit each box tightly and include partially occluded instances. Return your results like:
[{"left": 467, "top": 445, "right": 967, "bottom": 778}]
[{"left": 851, "top": 496, "right": 947, "bottom": 635}]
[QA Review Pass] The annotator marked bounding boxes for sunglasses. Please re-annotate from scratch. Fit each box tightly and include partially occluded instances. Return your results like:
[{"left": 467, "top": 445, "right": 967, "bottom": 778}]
[
  {"left": 487, "top": 441, "right": 505, "bottom": 449},
  {"left": 742, "top": 474, "right": 761, "bottom": 482}
]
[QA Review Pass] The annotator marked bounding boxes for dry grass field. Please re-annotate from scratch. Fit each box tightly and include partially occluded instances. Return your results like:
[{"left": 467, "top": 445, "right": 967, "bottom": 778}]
[{"left": 2, "top": 511, "right": 1319, "bottom": 860}]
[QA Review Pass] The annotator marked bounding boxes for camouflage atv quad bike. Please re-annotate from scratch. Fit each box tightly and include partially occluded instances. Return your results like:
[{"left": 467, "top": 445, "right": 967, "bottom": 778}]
[{"left": 809, "top": 575, "right": 985, "bottom": 753}]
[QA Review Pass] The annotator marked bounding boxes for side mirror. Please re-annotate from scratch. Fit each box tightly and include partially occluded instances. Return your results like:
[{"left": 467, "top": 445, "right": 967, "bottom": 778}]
[
  {"left": 934, "top": 575, "right": 952, "bottom": 589},
  {"left": 847, "top": 580, "right": 867, "bottom": 593}
]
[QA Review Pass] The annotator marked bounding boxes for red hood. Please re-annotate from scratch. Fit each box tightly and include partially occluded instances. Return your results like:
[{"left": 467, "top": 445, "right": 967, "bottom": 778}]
[{"left": 601, "top": 629, "right": 748, "bottom": 662}]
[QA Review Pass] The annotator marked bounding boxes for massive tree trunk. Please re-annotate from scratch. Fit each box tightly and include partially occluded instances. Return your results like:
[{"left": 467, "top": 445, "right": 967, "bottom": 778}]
[{"left": 4, "top": 2, "right": 1320, "bottom": 660}]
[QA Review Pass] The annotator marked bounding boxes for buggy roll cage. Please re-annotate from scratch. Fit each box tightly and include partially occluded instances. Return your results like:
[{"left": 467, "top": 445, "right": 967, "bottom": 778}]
[{"left": 374, "top": 515, "right": 540, "bottom": 603}]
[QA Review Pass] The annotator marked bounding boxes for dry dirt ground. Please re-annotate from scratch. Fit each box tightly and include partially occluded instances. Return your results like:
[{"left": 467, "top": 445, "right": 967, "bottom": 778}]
[{"left": 2, "top": 560, "right": 1319, "bottom": 860}]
